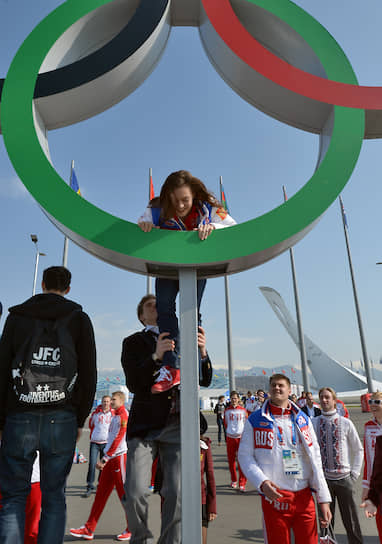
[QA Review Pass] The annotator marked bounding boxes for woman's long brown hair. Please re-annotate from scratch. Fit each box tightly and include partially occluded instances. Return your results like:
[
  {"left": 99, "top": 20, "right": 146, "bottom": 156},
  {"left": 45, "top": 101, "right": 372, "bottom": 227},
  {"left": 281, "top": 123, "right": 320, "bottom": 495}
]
[{"left": 149, "top": 170, "right": 221, "bottom": 220}]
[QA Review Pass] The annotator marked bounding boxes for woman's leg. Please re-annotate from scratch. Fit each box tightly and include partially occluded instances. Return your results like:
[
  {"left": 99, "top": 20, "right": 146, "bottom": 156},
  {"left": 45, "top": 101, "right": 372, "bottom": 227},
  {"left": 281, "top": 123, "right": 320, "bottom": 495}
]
[{"left": 156, "top": 278, "right": 179, "bottom": 368}]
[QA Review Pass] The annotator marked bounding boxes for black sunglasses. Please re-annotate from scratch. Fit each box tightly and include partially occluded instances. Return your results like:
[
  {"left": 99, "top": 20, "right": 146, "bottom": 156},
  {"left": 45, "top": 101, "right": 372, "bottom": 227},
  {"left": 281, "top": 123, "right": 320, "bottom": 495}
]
[{"left": 368, "top": 399, "right": 382, "bottom": 405}]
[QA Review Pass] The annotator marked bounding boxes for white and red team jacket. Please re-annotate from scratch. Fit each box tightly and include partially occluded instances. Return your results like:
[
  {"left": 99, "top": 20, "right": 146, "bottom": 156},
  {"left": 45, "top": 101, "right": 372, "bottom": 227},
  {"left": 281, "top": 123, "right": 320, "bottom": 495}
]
[
  {"left": 89, "top": 406, "right": 114, "bottom": 444},
  {"left": 363, "top": 419, "right": 382, "bottom": 491},
  {"left": 245, "top": 398, "right": 256, "bottom": 414},
  {"left": 238, "top": 399, "right": 331, "bottom": 504},
  {"left": 224, "top": 405, "right": 247, "bottom": 438},
  {"left": 102, "top": 405, "right": 128, "bottom": 462}
]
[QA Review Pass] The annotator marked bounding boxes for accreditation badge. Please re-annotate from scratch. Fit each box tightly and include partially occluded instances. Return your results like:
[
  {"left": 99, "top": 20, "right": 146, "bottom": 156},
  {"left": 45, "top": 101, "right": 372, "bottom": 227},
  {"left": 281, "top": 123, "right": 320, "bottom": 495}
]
[{"left": 282, "top": 449, "right": 303, "bottom": 478}]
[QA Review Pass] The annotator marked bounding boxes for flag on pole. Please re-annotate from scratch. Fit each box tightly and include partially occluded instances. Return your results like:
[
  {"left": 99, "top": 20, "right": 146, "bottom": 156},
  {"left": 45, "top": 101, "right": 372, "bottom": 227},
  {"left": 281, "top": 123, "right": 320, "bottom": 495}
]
[
  {"left": 149, "top": 169, "right": 155, "bottom": 200},
  {"left": 291, "top": 368, "right": 296, "bottom": 374},
  {"left": 70, "top": 168, "right": 81, "bottom": 195},
  {"left": 282, "top": 369, "right": 286, "bottom": 374},
  {"left": 262, "top": 370, "right": 267, "bottom": 375},
  {"left": 282, "top": 185, "right": 288, "bottom": 202},
  {"left": 339, "top": 195, "right": 348, "bottom": 228},
  {"left": 219, "top": 178, "right": 230, "bottom": 214}
]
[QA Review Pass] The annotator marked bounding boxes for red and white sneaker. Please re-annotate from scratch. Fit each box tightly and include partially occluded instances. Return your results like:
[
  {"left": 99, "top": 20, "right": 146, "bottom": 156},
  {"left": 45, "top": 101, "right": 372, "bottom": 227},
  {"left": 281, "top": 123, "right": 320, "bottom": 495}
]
[
  {"left": 70, "top": 526, "right": 94, "bottom": 540},
  {"left": 239, "top": 485, "right": 246, "bottom": 493},
  {"left": 230, "top": 481, "right": 238, "bottom": 489},
  {"left": 116, "top": 530, "right": 132, "bottom": 541},
  {"left": 151, "top": 366, "right": 180, "bottom": 394}
]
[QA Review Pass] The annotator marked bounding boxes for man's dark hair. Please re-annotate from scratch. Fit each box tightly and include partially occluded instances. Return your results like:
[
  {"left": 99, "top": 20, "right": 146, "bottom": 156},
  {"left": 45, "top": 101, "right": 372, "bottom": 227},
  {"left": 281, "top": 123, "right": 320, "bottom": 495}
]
[
  {"left": 42, "top": 266, "right": 71, "bottom": 292},
  {"left": 269, "top": 373, "right": 291, "bottom": 386},
  {"left": 137, "top": 294, "right": 156, "bottom": 325},
  {"left": 230, "top": 390, "right": 239, "bottom": 398}
]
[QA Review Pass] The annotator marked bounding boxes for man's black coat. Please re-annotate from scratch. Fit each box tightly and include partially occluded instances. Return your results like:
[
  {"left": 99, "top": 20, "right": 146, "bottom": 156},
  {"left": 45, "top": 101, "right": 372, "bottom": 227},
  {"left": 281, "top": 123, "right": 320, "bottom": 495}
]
[{"left": 121, "top": 329, "right": 212, "bottom": 439}]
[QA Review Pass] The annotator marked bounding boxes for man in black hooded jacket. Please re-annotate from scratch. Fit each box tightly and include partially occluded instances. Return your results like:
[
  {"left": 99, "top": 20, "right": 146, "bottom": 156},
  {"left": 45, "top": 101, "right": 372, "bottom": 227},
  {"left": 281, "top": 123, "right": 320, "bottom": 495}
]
[{"left": 0, "top": 266, "right": 96, "bottom": 544}]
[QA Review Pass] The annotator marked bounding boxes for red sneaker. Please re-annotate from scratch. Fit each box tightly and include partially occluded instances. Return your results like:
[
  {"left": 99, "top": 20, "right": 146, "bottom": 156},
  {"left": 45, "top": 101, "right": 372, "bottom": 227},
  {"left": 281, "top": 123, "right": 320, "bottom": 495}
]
[
  {"left": 70, "top": 526, "right": 94, "bottom": 540},
  {"left": 116, "top": 530, "right": 132, "bottom": 541},
  {"left": 151, "top": 366, "right": 180, "bottom": 394}
]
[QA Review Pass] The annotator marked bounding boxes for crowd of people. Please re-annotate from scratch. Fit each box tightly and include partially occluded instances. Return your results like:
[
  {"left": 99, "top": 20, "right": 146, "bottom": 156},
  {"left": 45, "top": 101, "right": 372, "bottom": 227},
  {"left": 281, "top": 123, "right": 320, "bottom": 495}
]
[
  {"left": 211, "top": 382, "right": 382, "bottom": 543},
  {"left": 0, "top": 169, "right": 382, "bottom": 543}
]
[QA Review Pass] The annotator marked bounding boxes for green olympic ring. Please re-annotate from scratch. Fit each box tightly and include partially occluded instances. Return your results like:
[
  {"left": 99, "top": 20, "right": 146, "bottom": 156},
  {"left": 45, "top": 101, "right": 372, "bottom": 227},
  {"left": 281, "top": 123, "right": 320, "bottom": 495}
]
[{"left": 1, "top": 0, "right": 365, "bottom": 276}]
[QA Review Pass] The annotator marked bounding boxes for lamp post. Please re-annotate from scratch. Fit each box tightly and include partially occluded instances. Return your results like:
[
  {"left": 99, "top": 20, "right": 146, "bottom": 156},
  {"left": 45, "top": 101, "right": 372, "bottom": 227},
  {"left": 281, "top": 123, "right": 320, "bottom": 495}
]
[{"left": 31, "top": 234, "right": 46, "bottom": 295}]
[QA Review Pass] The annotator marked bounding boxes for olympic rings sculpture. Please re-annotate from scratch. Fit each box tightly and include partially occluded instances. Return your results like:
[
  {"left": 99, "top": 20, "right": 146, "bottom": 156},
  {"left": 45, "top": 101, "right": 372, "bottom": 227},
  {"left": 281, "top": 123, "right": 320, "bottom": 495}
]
[{"left": 0, "top": 0, "right": 377, "bottom": 278}]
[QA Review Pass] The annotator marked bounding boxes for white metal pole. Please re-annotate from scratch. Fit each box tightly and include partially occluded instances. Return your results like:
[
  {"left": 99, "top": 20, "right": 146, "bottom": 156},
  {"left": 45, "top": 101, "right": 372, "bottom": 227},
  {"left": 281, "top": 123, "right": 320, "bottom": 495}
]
[
  {"left": 179, "top": 268, "right": 202, "bottom": 544},
  {"left": 32, "top": 250, "right": 39, "bottom": 296},
  {"left": 62, "top": 160, "right": 74, "bottom": 267},
  {"left": 339, "top": 196, "right": 374, "bottom": 392},
  {"left": 224, "top": 275, "right": 235, "bottom": 391},
  {"left": 283, "top": 186, "right": 310, "bottom": 392},
  {"left": 220, "top": 177, "right": 235, "bottom": 391}
]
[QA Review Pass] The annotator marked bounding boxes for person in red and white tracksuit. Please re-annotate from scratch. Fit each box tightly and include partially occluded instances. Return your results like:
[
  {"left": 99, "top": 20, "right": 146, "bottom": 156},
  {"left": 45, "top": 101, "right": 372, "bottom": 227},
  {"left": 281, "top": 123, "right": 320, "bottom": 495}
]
[
  {"left": 336, "top": 398, "right": 349, "bottom": 418},
  {"left": 24, "top": 453, "right": 42, "bottom": 544},
  {"left": 70, "top": 391, "right": 131, "bottom": 542},
  {"left": 224, "top": 391, "right": 247, "bottom": 491},
  {"left": 84, "top": 395, "right": 114, "bottom": 497},
  {"left": 0, "top": 452, "right": 41, "bottom": 544},
  {"left": 238, "top": 374, "right": 331, "bottom": 544},
  {"left": 360, "top": 391, "right": 382, "bottom": 539},
  {"left": 244, "top": 392, "right": 256, "bottom": 416}
]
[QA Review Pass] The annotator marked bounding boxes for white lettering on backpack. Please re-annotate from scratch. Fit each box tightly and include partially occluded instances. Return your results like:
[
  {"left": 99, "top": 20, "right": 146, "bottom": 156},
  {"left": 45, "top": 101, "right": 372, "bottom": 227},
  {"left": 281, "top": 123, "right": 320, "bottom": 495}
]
[
  {"left": 32, "top": 346, "right": 61, "bottom": 366},
  {"left": 19, "top": 384, "right": 66, "bottom": 404}
]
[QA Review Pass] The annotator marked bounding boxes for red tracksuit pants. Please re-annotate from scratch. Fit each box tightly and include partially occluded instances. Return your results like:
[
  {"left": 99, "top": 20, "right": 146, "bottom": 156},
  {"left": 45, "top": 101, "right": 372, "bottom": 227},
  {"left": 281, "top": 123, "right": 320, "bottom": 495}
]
[
  {"left": 25, "top": 483, "right": 42, "bottom": 544},
  {"left": 261, "top": 487, "right": 317, "bottom": 544},
  {"left": 0, "top": 482, "right": 41, "bottom": 544},
  {"left": 85, "top": 453, "right": 128, "bottom": 533},
  {"left": 226, "top": 436, "right": 247, "bottom": 487}
]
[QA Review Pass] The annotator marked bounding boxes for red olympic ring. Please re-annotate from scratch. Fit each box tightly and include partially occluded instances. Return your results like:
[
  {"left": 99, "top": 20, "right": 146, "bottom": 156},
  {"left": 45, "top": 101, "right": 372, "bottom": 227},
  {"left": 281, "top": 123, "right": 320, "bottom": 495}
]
[{"left": 202, "top": 0, "right": 382, "bottom": 109}]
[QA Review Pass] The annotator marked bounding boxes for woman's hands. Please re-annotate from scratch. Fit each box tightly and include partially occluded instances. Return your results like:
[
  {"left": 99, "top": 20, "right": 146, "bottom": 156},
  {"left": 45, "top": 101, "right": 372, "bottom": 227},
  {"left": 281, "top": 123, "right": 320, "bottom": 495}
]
[
  {"left": 138, "top": 221, "right": 158, "bottom": 233},
  {"left": 196, "top": 223, "right": 215, "bottom": 240}
]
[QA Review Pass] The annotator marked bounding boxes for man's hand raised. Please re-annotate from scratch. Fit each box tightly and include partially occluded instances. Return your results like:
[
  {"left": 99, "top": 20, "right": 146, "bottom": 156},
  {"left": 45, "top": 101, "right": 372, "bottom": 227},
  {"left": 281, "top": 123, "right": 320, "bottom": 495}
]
[{"left": 197, "top": 326, "right": 207, "bottom": 358}]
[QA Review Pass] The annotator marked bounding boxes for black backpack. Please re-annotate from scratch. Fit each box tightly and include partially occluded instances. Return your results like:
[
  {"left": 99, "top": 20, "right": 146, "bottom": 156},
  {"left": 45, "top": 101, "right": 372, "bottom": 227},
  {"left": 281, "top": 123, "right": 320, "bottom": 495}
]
[{"left": 11, "top": 312, "right": 78, "bottom": 406}]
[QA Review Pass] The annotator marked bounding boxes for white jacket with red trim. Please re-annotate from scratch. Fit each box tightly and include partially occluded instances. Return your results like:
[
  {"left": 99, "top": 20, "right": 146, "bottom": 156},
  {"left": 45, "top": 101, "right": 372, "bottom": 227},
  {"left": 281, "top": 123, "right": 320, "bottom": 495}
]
[
  {"left": 245, "top": 398, "right": 256, "bottom": 414},
  {"left": 89, "top": 405, "right": 114, "bottom": 444},
  {"left": 224, "top": 405, "right": 247, "bottom": 438},
  {"left": 238, "top": 399, "right": 331, "bottom": 503},
  {"left": 103, "top": 405, "right": 128, "bottom": 461},
  {"left": 363, "top": 419, "right": 382, "bottom": 490}
]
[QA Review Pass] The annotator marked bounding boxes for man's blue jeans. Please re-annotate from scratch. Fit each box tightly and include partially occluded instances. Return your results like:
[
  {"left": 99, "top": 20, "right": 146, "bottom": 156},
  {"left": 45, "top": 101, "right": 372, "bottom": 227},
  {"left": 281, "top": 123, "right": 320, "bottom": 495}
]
[
  {"left": 86, "top": 442, "right": 106, "bottom": 491},
  {"left": 155, "top": 278, "right": 206, "bottom": 368},
  {"left": 0, "top": 409, "right": 77, "bottom": 544}
]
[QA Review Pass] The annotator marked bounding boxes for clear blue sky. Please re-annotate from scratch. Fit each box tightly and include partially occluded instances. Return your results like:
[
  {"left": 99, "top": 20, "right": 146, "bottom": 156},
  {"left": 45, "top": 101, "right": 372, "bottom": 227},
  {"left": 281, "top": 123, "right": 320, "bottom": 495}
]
[{"left": 1, "top": 0, "right": 382, "bottom": 374}]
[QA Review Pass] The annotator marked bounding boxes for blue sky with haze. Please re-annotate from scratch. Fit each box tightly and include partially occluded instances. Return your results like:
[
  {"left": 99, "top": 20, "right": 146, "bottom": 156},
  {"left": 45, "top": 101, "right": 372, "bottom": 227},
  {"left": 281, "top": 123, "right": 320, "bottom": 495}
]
[{"left": 1, "top": 0, "right": 382, "bottom": 375}]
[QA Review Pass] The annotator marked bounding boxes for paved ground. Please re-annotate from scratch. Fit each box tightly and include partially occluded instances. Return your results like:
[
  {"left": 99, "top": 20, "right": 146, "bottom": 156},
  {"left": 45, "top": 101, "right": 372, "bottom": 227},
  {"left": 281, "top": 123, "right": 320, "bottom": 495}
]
[{"left": 64, "top": 407, "right": 380, "bottom": 543}]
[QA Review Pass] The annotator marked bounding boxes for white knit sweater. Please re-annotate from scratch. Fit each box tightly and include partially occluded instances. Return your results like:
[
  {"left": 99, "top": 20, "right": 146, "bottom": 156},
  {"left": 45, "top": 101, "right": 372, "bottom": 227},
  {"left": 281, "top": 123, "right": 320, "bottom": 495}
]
[{"left": 313, "top": 410, "right": 363, "bottom": 480}]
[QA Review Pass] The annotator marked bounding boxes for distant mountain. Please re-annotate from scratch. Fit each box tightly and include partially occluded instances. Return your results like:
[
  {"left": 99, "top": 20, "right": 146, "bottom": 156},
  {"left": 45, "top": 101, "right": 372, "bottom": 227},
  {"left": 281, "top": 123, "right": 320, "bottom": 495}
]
[
  {"left": 206, "top": 365, "right": 303, "bottom": 391},
  {"left": 96, "top": 363, "right": 382, "bottom": 395}
]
